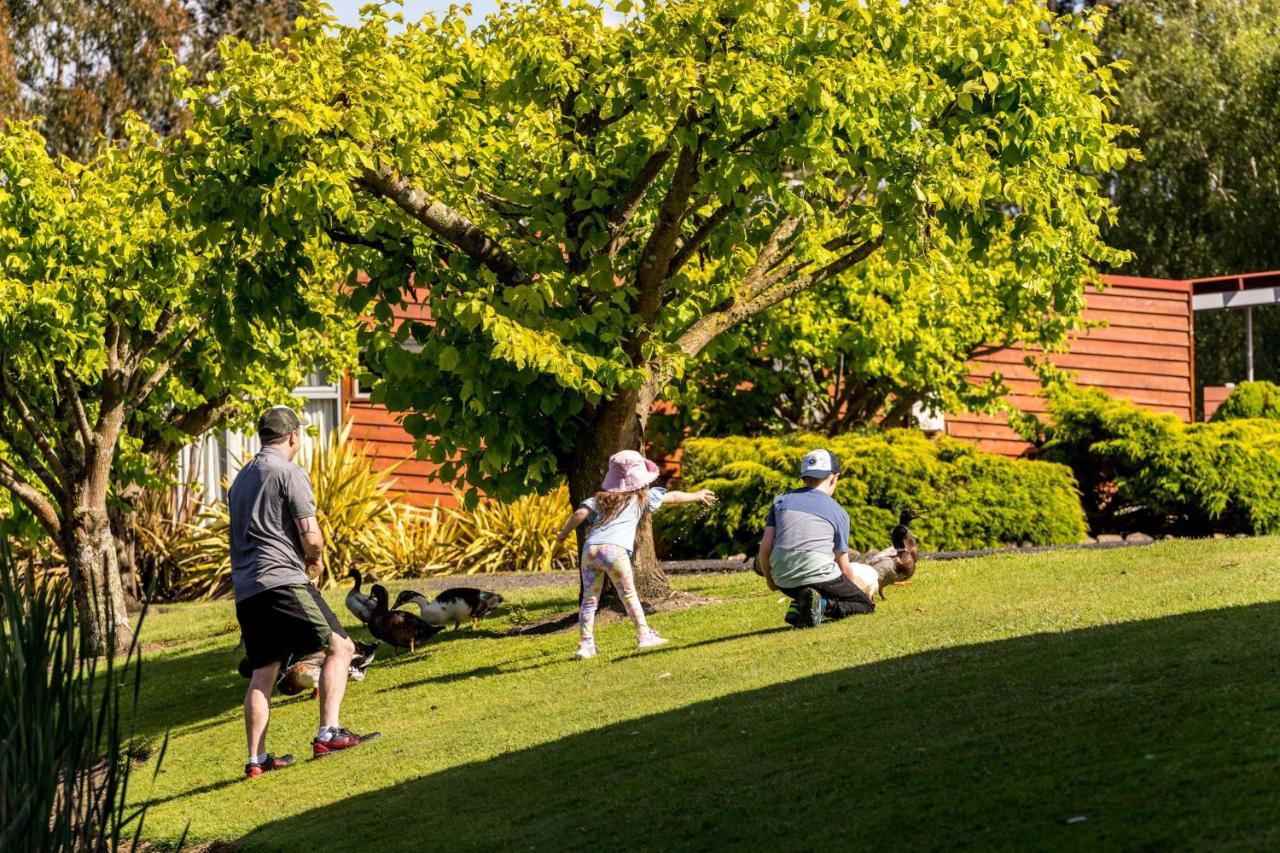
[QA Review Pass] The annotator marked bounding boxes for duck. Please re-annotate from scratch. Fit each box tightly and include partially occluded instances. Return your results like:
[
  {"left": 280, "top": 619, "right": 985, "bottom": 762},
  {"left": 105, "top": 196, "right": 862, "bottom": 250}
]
[
  {"left": 851, "top": 508, "right": 926, "bottom": 601},
  {"left": 393, "top": 587, "right": 505, "bottom": 630},
  {"left": 235, "top": 640, "right": 381, "bottom": 698},
  {"left": 345, "top": 568, "right": 377, "bottom": 623},
  {"left": 346, "top": 639, "right": 381, "bottom": 682},
  {"left": 368, "top": 584, "right": 444, "bottom": 653}
]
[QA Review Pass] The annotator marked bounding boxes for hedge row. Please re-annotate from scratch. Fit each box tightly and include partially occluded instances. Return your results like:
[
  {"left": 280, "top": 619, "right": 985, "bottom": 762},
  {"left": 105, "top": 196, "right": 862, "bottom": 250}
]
[
  {"left": 1039, "top": 387, "right": 1280, "bottom": 534},
  {"left": 655, "top": 430, "right": 1088, "bottom": 558}
]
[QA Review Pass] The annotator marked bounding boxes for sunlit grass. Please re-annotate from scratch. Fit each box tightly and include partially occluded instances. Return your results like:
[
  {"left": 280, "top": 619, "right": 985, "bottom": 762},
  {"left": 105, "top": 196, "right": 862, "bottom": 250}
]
[{"left": 129, "top": 538, "right": 1280, "bottom": 850}]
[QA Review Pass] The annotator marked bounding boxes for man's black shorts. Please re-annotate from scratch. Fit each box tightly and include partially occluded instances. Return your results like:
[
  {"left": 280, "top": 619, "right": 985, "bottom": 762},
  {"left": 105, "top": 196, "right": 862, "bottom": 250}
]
[{"left": 236, "top": 584, "right": 349, "bottom": 670}]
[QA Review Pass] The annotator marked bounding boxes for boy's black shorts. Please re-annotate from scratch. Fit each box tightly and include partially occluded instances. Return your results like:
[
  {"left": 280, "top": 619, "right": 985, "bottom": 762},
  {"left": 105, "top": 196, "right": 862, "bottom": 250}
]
[{"left": 236, "top": 583, "right": 349, "bottom": 671}]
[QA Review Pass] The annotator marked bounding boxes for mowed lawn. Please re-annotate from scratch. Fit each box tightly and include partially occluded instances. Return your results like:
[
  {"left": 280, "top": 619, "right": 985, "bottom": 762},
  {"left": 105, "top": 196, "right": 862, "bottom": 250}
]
[{"left": 128, "top": 538, "right": 1280, "bottom": 851}]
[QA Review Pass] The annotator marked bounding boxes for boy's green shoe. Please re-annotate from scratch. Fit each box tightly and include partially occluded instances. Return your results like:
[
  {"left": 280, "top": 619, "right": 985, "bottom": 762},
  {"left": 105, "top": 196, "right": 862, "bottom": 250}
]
[{"left": 783, "top": 599, "right": 802, "bottom": 628}]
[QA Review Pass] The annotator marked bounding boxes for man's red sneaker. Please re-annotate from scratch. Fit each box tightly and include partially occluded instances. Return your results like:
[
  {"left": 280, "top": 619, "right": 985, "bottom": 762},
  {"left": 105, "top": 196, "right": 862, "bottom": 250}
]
[
  {"left": 244, "top": 753, "right": 295, "bottom": 778},
  {"left": 312, "top": 727, "right": 381, "bottom": 758}
]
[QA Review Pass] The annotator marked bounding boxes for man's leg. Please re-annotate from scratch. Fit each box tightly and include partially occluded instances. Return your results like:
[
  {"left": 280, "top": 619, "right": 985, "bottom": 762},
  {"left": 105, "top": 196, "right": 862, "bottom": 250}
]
[
  {"left": 245, "top": 661, "right": 280, "bottom": 762},
  {"left": 777, "top": 586, "right": 820, "bottom": 627},
  {"left": 318, "top": 631, "right": 355, "bottom": 731},
  {"left": 297, "top": 584, "right": 381, "bottom": 755},
  {"left": 813, "top": 576, "right": 876, "bottom": 620}
]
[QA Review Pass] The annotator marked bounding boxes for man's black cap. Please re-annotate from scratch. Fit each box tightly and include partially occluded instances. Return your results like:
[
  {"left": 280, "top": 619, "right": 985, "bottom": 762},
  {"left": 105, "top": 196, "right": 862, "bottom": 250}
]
[{"left": 257, "top": 406, "right": 302, "bottom": 442}]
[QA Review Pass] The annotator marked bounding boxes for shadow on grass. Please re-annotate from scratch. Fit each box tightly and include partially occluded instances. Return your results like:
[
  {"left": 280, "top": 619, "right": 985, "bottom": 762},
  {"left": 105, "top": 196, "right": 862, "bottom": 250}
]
[
  {"left": 130, "top": 643, "right": 246, "bottom": 741},
  {"left": 239, "top": 603, "right": 1280, "bottom": 852}
]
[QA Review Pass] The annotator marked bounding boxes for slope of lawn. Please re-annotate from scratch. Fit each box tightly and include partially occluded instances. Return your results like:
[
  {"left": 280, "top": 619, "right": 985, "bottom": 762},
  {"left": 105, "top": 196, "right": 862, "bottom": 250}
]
[{"left": 128, "top": 538, "right": 1280, "bottom": 851}]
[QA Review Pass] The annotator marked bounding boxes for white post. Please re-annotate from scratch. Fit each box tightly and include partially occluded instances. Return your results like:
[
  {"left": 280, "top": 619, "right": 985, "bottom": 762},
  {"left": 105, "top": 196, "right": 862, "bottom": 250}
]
[{"left": 1246, "top": 305, "right": 1255, "bottom": 381}]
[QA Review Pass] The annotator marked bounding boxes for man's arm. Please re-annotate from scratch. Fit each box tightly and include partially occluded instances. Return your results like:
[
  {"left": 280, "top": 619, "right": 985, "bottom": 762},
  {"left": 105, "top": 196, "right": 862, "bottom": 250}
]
[
  {"left": 296, "top": 515, "right": 324, "bottom": 577},
  {"left": 759, "top": 525, "right": 778, "bottom": 591},
  {"left": 835, "top": 551, "right": 858, "bottom": 585}
]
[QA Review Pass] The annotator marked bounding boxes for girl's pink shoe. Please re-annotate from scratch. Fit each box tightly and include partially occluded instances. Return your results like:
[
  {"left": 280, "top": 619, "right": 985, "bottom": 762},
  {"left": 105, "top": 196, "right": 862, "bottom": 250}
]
[
  {"left": 574, "top": 640, "right": 598, "bottom": 660},
  {"left": 636, "top": 630, "right": 668, "bottom": 649}
]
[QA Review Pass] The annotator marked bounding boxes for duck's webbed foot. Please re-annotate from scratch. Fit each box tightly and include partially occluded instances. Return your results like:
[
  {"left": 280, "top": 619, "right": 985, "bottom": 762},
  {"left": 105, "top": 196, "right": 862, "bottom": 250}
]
[{"left": 892, "top": 580, "right": 914, "bottom": 586}]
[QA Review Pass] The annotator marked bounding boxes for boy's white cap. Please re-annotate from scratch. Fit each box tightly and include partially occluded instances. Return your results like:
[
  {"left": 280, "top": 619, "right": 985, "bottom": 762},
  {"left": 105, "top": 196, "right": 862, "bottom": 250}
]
[{"left": 799, "top": 448, "right": 842, "bottom": 479}]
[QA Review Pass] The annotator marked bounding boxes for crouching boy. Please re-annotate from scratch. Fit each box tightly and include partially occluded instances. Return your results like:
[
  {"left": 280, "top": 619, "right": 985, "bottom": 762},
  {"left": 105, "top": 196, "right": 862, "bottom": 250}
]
[{"left": 757, "top": 449, "right": 875, "bottom": 627}]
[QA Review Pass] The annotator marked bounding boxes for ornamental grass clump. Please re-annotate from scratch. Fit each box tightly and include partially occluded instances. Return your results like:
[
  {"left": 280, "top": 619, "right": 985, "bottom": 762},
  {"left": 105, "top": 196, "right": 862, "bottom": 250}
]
[
  {"left": 370, "top": 504, "right": 458, "bottom": 578},
  {"left": 439, "top": 487, "right": 577, "bottom": 575},
  {"left": 0, "top": 540, "right": 174, "bottom": 851},
  {"left": 656, "top": 430, "right": 1086, "bottom": 557},
  {"left": 1037, "top": 386, "right": 1280, "bottom": 535}
]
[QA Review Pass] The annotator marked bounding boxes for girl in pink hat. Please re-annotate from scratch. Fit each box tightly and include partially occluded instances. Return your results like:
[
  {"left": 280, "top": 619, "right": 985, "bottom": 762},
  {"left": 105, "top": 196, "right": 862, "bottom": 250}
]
[{"left": 556, "top": 450, "right": 716, "bottom": 659}]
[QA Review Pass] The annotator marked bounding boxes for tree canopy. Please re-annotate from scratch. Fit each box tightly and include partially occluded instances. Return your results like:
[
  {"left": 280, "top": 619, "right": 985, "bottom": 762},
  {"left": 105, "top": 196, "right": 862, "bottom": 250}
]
[
  {"left": 654, "top": 234, "right": 1073, "bottom": 441},
  {"left": 1098, "top": 0, "right": 1280, "bottom": 388},
  {"left": 0, "top": 119, "right": 351, "bottom": 651},
  {"left": 184, "top": 0, "right": 1130, "bottom": 529},
  {"left": 0, "top": 0, "right": 301, "bottom": 159}
]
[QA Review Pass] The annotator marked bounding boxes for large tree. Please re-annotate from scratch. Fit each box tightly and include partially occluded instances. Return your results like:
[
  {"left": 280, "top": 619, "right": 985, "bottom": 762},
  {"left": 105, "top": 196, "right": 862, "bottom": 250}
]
[
  {"left": 183, "top": 0, "right": 1130, "bottom": 600},
  {"left": 0, "top": 121, "right": 350, "bottom": 653},
  {"left": 0, "top": 0, "right": 301, "bottom": 160},
  {"left": 1098, "top": 0, "right": 1280, "bottom": 389}
]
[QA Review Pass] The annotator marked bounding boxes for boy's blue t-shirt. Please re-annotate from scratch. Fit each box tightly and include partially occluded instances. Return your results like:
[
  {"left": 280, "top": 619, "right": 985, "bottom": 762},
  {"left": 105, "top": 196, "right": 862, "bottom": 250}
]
[
  {"left": 764, "top": 488, "right": 850, "bottom": 587},
  {"left": 581, "top": 487, "right": 667, "bottom": 554}
]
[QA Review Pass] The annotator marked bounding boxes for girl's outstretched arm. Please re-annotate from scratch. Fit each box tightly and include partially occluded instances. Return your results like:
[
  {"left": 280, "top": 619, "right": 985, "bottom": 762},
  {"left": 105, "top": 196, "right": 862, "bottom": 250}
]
[
  {"left": 661, "top": 489, "right": 717, "bottom": 506},
  {"left": 556, "top": 507, "right": 592, "bottom": 543}
]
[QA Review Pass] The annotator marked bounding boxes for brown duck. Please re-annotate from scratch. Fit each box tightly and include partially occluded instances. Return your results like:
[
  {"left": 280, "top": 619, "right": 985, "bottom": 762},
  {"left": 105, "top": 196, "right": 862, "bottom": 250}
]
[
  {"left": 855, "top": 508, "right": 926, "bottom": 600},
  {"left": 236, "top": 640, "right": 379, "bottom": 698},
  {"left": 368, "top": 584, "right": 444, "bottom": 654}
]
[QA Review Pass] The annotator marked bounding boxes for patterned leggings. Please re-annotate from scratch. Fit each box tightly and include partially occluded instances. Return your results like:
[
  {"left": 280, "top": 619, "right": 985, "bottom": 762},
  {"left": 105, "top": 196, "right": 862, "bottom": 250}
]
[{"left": 579, "top": 544, "right": 650, "bottom": 642}]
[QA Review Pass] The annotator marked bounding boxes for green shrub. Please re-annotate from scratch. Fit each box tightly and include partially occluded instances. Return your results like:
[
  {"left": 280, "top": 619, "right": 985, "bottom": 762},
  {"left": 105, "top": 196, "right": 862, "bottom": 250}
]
[
  {"left": 655, "top": 430, "right": 1087, "bottom": 557},
  {"left": 1210, "top": 381, "right": 1280, "bottom": 421},
  {"left": 1038, "top": 386, "right": 1280, "bottom": 534}
]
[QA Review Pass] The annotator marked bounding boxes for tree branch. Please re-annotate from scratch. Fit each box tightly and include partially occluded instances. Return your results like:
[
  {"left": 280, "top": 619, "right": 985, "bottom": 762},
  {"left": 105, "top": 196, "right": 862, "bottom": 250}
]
[
  {"left": 53, "top": 362, "right": 94, "bottom": 453},
  {"left": 358, "top": 161, "right": 527, "bottom": 285},
  {"left": 674, "top": 239, "right": 883, "bottom": 360},
  {"left": 0, "top": 362, "right": 69, "bottom": 484},
  {"left": 326, "top": 224, "right": 419, "bottom": 273},
  {"left": 741, "top": 216, "right": 803, "bottom": 294},
  {"left": 0, "top": 456, "right": 61, "bottom": 539},
  {"left": 627, "top": 142, "right": 700, "bottom": 356},
  {"left": 126, "top": 309, "right": 177, "bottom": 374},
  {"left": 142, "top": 396, "right": 241, "bottom": 460},
  {"left": 668, "top": 200, "right": 734, "bottom": 278},
  {"left": 606, "top": 147, "right": 674, "bottom": 251},
  {"left": 127, "top": 325, "right": 200, "bottom": 414},
  {"left": 0, "top": 417, "right": 64, "bottom": 497}
]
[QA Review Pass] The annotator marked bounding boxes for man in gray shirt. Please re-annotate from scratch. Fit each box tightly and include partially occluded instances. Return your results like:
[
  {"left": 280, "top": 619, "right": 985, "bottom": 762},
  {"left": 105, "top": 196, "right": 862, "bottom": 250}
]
[{"left": 231, "top": 406, "right": 379, "bottom": 778}]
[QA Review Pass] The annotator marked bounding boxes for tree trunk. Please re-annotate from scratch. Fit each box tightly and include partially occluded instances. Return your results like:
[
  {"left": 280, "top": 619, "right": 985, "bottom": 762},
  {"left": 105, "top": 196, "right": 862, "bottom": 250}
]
[
  {"left": 63, "top": 402, "right": 133, "bottom": 657},
  {"left": 566, "top": 390, "right": 675, "bottom": 606},
  {"left": 62, "top": 505, "right": 134, "bottom": 657},
  {"left": 109, "top": 501, "right": 143, "bottom": 604}
]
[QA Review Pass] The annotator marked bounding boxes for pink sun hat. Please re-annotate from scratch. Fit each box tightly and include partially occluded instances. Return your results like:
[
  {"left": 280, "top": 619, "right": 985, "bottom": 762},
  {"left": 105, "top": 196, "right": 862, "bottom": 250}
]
[{"left": 600, "top": 450, "right": 661, "bottom": 493}]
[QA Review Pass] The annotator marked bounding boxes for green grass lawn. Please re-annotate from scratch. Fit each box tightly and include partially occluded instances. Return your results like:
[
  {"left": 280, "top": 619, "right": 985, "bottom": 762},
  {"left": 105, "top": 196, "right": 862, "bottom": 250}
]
[{"left": 128, "top": 539, "right": 1280, "bottom": 851}]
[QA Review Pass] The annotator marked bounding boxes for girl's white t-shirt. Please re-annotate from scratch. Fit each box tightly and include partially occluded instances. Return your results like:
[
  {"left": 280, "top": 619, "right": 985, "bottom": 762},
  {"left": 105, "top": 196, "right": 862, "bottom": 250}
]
[{"left": 580, "top": 488, "right": 667, "bottom": 554}]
